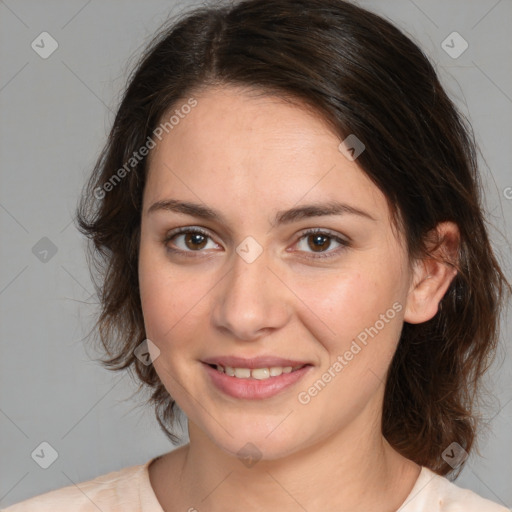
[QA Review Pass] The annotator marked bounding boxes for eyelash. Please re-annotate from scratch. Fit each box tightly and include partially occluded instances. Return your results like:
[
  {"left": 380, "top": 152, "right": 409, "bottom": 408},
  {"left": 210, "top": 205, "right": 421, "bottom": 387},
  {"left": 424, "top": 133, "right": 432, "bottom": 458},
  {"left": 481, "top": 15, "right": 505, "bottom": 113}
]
[{"left": 162, "top": 227, "right": 350, "bottom": 260}]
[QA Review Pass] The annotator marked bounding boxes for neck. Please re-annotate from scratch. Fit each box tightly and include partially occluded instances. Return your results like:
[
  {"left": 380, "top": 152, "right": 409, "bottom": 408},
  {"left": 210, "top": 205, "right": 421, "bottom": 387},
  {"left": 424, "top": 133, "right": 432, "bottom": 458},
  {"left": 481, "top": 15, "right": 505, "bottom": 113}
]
[{"left": 167, "top": 398, "right": 420, "bottom": 512}]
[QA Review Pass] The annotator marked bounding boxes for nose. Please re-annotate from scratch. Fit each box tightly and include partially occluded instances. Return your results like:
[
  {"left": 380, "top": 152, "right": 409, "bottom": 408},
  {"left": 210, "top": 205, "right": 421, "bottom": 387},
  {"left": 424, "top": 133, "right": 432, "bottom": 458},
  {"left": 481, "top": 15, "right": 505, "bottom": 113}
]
[{"left": 212, "top": 244, "right": 291, "bottom": 341}]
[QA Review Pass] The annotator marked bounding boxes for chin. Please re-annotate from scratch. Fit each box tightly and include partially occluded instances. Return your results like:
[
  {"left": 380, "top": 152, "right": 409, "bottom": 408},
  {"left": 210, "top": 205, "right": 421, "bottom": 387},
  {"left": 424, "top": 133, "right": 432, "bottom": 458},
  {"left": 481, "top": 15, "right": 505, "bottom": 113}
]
[{"left": 199, "top": 419, "right": 310, "bottom": 463}]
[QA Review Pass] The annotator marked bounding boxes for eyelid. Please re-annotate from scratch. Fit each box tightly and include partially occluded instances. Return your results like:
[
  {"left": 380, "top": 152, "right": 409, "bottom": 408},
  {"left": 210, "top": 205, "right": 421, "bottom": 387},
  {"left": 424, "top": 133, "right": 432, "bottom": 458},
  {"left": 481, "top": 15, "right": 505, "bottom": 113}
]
[
  {"left": 297, "top": 227, "right": 351, "bottom": 244},
  {"left": 163, "top": 226, "right": 351, "bottom": 259},
  {"left": 291, "top": 228, "right": 351, "bottom": 259},
  {"left": 163, "top": 226, "right": 220, "bottom": 254}
]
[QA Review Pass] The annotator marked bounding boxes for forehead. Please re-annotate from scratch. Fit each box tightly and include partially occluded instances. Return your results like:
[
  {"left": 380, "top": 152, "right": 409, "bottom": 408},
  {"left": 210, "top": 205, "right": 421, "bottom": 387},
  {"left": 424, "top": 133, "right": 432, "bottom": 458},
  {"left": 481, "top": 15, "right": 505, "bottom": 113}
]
[
  {"left": 143, "top": 85, "right": 387, "bottom": 224},
  {"left": 149, "top": 85, "right": 343, "bottom": 167}
]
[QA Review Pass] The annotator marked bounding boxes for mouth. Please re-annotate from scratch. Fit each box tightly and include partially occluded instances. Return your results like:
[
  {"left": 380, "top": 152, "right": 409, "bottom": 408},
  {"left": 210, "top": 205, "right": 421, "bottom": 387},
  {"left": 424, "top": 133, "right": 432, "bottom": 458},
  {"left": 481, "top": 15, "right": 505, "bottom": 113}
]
[
  {"left": 205, "top": 362, "right": 308, "bottom": 380},
  {"left": 201, "top": 360, "right": 313, "bottom": 400}
]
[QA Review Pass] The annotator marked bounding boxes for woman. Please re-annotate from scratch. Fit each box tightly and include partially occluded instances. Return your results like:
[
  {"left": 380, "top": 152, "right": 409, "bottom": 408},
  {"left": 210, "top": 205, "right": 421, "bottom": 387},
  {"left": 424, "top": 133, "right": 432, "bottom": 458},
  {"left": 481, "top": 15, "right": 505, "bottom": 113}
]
[{"left": 3, "top": 0, "right": 510, "bottom": 510}]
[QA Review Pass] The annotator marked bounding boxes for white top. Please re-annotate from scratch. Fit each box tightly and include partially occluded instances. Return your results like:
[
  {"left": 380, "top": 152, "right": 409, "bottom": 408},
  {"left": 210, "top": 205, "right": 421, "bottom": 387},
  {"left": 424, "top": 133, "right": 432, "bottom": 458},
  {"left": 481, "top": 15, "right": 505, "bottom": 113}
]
[{"left": 1, "top": 457, "right": 509, "bottom": 511}]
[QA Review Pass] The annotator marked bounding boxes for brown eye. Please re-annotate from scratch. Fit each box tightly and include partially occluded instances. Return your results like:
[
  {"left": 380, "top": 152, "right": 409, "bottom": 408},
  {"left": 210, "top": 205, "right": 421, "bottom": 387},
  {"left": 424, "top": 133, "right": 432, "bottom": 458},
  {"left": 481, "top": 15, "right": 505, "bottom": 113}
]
[
  {"left": 183, "top": 232, "right": 208, "bottom": 250},
  {"left": 163, "top": 227, "right": 218, "bottom": 254},
  {"left": 295, "top": 229, "right": 350, "bottom": 259},
  {"left": 307, "top": 233, "right": 331, "bottom": 252}
]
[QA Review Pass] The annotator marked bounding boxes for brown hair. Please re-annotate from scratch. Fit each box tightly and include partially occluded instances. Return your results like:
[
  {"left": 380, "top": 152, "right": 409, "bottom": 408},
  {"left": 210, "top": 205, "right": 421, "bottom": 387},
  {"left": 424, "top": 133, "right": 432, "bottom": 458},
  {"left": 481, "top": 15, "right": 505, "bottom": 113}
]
[{"left": 75, "top": 0, "right": 510, "bottom": 476}]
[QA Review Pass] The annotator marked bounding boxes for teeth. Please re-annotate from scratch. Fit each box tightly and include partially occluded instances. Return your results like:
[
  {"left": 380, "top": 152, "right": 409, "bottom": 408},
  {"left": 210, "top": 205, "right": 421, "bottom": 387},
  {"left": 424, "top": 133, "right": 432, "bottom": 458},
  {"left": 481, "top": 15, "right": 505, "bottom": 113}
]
[
  {"left": 234, "top": 367, "right": 251, "bottom": 378},
  {"left": 270, "top": 367, "right": 283, "bottom": 377},
  {"left": 213, "top": 364, "right": 303, "bottom": 380}
]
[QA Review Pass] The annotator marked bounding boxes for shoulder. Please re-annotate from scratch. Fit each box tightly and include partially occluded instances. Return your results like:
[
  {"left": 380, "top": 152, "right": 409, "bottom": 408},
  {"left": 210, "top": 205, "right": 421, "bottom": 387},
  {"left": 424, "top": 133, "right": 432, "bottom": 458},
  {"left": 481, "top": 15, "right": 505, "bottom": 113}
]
[
  {"left": 0, "top": 458, "right": 159, "bottom": 512},
  {"left": 399, "top": 466, "right": 510, "bottom": 512}
]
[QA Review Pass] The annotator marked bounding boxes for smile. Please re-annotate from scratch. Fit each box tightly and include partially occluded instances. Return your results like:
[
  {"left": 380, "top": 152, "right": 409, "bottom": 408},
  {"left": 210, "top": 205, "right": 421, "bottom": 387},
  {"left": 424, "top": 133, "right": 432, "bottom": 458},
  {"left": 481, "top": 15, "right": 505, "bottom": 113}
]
[
  {"left": 202, "top": 362, "right": 312, "bottom": 400},
  {"left": 209, "top": 363, "right": 306, "bottom": 380}
]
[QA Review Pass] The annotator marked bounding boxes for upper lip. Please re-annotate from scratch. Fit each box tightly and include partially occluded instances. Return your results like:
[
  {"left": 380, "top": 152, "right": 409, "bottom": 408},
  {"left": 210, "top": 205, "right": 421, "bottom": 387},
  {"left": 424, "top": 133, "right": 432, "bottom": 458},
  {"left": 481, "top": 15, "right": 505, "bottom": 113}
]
[{"left": 202, "top": 356, "right": 311, "bottom": 369}]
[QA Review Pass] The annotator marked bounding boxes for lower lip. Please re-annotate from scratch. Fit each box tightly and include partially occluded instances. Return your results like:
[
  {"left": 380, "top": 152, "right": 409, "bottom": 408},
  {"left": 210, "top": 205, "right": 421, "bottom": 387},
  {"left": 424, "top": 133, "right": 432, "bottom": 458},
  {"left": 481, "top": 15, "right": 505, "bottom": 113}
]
[{"left": 202, "top": 363, "right": 312, "bottom": 400}]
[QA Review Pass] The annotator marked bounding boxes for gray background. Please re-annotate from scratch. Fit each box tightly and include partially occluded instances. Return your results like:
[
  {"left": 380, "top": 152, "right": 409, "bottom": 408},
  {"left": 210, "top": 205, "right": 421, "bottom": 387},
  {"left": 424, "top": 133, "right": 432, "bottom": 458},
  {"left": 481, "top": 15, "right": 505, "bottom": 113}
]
[{"left": 1, "top": 0, "right": 511, "bottom": 508}]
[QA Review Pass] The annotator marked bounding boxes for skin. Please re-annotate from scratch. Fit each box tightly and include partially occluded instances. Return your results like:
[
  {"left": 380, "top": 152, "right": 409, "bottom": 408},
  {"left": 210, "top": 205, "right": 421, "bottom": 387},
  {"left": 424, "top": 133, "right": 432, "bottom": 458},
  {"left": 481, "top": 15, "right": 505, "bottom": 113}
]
[{"left": 138, "top": 85, "right": 459, "bottom": 512}]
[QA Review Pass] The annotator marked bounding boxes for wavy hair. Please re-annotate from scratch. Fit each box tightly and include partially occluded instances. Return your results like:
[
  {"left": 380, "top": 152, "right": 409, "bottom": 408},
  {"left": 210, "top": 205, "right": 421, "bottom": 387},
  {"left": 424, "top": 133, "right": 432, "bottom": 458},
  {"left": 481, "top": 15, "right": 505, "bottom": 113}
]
[{"left": 75, "top": 0, "right": 510, "bottom": 476}]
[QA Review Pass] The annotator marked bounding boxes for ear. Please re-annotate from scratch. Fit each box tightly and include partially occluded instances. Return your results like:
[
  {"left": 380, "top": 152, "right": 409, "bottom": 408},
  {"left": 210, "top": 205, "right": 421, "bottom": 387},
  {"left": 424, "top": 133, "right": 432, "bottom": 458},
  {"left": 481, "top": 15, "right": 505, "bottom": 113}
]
[{"left": 404, "top": 221, "right": 460, "bottom": 324}]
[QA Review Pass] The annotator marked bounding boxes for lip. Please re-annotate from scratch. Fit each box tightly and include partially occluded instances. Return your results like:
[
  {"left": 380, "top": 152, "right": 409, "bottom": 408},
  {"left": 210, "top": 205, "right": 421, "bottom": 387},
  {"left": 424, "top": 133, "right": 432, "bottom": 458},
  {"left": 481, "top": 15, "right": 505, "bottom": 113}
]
[
  {"left": 202, "top": 355, "right": 310, "bottom": 369},
  {"left": 202, "top": 361, "right": 313, "bottom": 400}
]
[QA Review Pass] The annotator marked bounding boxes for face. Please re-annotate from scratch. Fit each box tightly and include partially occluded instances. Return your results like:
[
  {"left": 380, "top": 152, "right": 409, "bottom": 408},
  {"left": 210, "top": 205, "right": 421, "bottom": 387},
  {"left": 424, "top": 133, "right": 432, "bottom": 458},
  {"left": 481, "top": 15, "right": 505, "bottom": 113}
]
[{"left": 138, "top": 85, "right": 414, "bottom": 460}]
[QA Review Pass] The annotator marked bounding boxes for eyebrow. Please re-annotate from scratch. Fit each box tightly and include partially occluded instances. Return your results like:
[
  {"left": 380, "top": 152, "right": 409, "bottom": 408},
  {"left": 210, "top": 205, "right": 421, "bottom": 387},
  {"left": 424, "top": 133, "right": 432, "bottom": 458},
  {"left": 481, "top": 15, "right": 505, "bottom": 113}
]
[{"left": 147, "top": 198, "right": 376, "bottom": 226}]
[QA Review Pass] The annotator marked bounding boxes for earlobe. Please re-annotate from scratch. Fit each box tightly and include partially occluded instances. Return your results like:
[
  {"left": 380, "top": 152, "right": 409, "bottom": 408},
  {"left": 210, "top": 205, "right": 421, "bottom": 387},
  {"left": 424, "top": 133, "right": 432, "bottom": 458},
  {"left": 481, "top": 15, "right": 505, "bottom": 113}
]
[{"left": 403, "top": 222, "right": 459, "bottom": 324}]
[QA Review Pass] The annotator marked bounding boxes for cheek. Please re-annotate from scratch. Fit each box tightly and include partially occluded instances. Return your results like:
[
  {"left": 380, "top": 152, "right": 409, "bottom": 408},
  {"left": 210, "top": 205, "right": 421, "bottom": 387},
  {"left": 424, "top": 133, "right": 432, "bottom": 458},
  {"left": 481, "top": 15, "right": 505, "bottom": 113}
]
[
  {"left": 137, "top": 251, "right": 207, "bottom": 397},
  {"left": 138, "top": 245, "right": 215, "bottom": 352},
  {"left": 302, "top": 266, "right": 399, "bottom": 331},
  {"left": 293, "top": 270, "right": 405, "bottom": 421},
  {"left": 295, "top": 261, "right": 405, "bottom": 371}
]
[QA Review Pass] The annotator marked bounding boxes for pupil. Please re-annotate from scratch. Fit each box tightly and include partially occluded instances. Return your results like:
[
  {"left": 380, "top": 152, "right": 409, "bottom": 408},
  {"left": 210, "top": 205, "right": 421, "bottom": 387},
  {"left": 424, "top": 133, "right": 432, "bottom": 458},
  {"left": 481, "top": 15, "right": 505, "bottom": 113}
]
[
  {"left": 309, "top": 234, "right": 329, "bottom": 252},
  {"left": 186, "top": 233, "right": 207, "bottom": 250}
]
